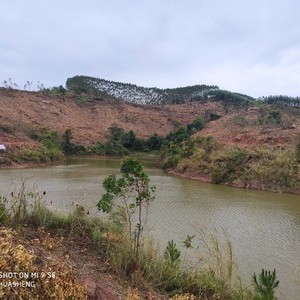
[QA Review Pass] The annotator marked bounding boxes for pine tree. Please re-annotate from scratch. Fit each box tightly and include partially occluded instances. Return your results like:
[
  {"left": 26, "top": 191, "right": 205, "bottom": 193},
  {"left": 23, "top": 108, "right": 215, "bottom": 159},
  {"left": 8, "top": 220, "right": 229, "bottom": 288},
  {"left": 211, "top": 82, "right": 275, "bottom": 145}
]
[{"left": 296, "top": 134, "right": 300, "bottom": 163}]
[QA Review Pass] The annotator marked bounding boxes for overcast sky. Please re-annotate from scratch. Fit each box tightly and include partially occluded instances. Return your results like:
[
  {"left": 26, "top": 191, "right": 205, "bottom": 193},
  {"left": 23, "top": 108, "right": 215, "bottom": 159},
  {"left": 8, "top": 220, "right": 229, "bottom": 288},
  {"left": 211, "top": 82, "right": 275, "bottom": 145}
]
[{"left": 1, "top": 0, "right": 300, "bottom": 97}]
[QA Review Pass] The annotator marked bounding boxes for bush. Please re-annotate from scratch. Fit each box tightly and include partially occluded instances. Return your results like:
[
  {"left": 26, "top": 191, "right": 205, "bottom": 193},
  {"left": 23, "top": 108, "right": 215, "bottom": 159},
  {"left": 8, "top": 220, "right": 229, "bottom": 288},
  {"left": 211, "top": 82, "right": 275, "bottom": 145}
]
[
  {"left": 187, "top": 118, "right": 205, "bottom": 134},
  {"left": 90, "top": 143, "right": 106, "bottom": 155},
  {"left": 14, "top": 146, "right": 65, "bottom": 163},
  {"left": 41, "top": 130, "right": 61, "bottom": 150},
  {"left": 258, "top": 109, "right": 282, "bottom": 126},
  {"left": 232, "top": 115, "right": 249, "bottom": 127},
  {"left": 249, "top": 148, "right": 299, "bottom": 191},
  {"left": 253, "top": 269, "right": 279, "bottom": 299},
  {"left": 211, "top": 148, "right": 249, "bottom": 184}
]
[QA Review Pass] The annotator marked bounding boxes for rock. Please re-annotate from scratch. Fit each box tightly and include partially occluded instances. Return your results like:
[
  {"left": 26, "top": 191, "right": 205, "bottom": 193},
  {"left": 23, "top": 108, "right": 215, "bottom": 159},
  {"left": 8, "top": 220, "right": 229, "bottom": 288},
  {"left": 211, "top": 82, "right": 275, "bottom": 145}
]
[{"left": 85, "top": 276, "right": 118, "bottom": 300}]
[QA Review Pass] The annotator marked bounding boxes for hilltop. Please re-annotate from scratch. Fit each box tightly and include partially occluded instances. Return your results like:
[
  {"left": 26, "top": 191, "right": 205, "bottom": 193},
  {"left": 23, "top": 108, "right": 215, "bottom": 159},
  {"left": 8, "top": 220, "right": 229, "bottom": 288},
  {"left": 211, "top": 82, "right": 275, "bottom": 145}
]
[{"left": 66, "top": 75, "right": 219, "bottom": 105}]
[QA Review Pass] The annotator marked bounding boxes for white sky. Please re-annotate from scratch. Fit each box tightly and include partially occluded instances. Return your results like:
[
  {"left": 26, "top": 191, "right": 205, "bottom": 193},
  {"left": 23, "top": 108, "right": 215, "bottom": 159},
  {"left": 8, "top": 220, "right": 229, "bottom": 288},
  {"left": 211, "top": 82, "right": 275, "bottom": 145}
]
[{"left": 1, "top": 0, "right": 300, "bottom": 97}]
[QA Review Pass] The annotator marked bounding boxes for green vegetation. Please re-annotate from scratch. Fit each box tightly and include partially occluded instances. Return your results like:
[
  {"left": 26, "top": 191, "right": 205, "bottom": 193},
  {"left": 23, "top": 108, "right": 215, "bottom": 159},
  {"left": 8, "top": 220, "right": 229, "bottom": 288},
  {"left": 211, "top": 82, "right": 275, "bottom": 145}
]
[
  {"left": 90, "top": 118, "right": 204, "bottom": 157},
  {"left": 5, "top": 129, "right": 86, "bottom": 164},
  {"left": 160, "top": 119, "right": 206, "bottom": 169},
  {"left": 257, "top": 109, "right": 283, "bottom": 125},
  {"left": 67, "top": 76, "right": 273, "bottom": 107},
  {"left": 164, "top": 240, "right": 181, "bottom": 266},
  {"left": 91, "top": 120, "right": 188, "bottom": 156},
  {"left": 98, "top": 157, "right": 156, "bottom": 266},
  {"left": 39, "top": 85, "right": 67, "bottom": 98},
  {"left": 162, "top": 84, "right": 219, "bottom": 104},
  {"left": 66, "top": 75, "right": 218, "bottom": 104},
  {"left": 61, "top": 128, "right": 86, "bottom": 155},
  {"left": 193, "top": 89, "right": 255, "bottom": 106},
  {"left": 211, "top": 148, "right": 249, "bottom": 184},
  {"left": 40, "top": 128, "right": 86, "bottom": 156},
  {"left": 296, "top": 134, "right": 300, "bottom": 163},
  {"left": 11, "top": 146, "right": 64, "bottom": 164},
  {"left": 162, "top": 134, "right": 300, "bottom": 193},
  {"left": 263, "top": 95, "right": 300, "bottom": 107},
  {"left": 253, "top": 269, "right": 279, "bottom": 300},
  {"left": 91, "top": 125, "right": 132, "bottom": 156}
]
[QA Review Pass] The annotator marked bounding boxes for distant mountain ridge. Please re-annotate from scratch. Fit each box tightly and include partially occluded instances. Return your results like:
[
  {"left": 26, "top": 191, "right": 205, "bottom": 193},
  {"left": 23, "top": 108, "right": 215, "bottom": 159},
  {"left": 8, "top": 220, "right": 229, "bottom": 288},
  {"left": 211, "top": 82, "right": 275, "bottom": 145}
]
[{"left": 66, "top": 75, "right": 219, "bottom": 105}]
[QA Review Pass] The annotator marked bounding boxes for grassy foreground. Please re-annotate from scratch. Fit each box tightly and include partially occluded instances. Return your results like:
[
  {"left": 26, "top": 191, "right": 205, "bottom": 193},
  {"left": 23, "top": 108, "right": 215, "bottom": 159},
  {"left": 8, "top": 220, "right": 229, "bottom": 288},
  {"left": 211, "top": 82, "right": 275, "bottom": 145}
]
[{"left": 0, "top": 186, "right": 275, "bottom": 299}]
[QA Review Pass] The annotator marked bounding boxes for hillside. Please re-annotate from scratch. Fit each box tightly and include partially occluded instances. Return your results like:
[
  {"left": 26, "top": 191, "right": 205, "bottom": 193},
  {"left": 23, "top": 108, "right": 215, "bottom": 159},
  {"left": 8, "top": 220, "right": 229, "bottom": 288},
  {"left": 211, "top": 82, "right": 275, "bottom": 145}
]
[
  {"left": 0, "top": 86, "right": 299, "bottom": 154},
  {"left": 0, "top": 88, "right": 224, "bottom": 150},
  {"left": 66, "top": 75, "right": 219, "bottom": 105},
  {"left": 197, "top": 105, "right": 300, "bottom": 149}
]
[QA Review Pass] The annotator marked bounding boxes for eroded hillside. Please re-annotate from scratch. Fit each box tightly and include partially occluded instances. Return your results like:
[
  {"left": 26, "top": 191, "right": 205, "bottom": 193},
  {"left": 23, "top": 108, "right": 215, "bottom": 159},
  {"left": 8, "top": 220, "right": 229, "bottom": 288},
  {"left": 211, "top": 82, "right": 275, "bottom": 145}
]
[
  {"left": 0, "top": 88, "right": 223, "bottom": 149},
  {"left": 198, "top": 105, "right": 300, "bottom": 149},
  {"left": 0, "top": 88, "right": 299, "bottom": 153}
]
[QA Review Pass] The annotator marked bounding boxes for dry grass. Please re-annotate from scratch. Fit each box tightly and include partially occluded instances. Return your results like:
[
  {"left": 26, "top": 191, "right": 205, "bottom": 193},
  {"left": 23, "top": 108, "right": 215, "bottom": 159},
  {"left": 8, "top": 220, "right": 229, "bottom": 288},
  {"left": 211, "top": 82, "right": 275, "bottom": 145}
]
[{"left": 0, "top": 228, "right": 87, "bottom": 300}]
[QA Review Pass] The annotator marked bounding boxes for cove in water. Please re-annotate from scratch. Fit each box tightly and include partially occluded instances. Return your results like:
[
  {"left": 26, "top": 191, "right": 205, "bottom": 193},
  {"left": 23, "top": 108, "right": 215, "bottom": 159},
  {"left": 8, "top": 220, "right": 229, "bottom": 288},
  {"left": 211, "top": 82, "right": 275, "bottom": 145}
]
[{"left": 0, "top": 157, "right": 299, "bottom": 299}]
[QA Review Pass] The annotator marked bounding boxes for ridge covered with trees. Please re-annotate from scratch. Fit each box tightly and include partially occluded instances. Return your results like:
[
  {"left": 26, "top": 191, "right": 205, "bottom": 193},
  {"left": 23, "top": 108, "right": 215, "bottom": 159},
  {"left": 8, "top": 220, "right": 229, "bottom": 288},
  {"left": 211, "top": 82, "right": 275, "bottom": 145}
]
[
  {"left": 66, "top": 76, "right": 300, "bottom": 108},
  {"left": 66, "top": 75, "right": 219, "bottom": 105}
]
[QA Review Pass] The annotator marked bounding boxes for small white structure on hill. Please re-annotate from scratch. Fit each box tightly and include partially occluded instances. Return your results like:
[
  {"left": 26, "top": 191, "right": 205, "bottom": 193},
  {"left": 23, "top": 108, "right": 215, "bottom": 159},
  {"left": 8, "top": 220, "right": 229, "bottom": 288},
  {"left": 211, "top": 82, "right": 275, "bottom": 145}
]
[{"left": 0, "top": 144, "right": 6, "bottom": 153}]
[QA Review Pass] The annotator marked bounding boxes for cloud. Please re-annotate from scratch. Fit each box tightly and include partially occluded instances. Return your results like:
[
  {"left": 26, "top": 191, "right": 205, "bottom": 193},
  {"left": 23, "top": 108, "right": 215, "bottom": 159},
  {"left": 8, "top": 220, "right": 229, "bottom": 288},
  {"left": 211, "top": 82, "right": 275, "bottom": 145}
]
[{"left": 0, "top": 0, "right": 300, "bottom": 96}]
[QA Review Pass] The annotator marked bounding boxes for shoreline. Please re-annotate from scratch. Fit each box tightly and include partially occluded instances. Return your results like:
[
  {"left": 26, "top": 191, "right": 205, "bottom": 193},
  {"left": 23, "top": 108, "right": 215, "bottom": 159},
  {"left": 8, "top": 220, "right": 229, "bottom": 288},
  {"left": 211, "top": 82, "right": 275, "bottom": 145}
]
[
  {"left": 2, "top": 155, "right": 299, "bottom": 196},
  {"left": 0, "top": 154, "right": 125, "bottom": 170},
  {"left": 0, "top": 158, "right": 67, "bottom": 169},
  {"left": 167, "top": 168, "right": 300, "bottom": 196}
]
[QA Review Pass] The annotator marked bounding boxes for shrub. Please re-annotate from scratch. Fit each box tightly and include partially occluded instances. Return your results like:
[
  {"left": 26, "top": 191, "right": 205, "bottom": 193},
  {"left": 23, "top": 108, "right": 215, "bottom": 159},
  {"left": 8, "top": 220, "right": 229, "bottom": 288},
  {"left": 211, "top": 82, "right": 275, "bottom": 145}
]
[
  {"left": 232, "top": 115, "right": 249, "bottom": 127},
  {"left": 147, "top": 134, "right": 163, "bottom": 151},
  {"left": 187, "top": 118, "right": 205, "bottom": 134},
  {"left": 253, "top": 269, "right": 279, "bottom": 299},
  {"left": 194, "top": 135, "right": 220, "bottom": 154},
  {"left": 257, "top": 109, "right": 282, "bottom": 126},
  {"left": 15, "top": 146, "right": 64, "bottom": 163},
  {"left": 211, "top": 148, "right": 249, "bottom": 184},
  {"left": 41, "top": 130, "right": 61, "bottom": 150},
  {"left": 164, "top": 240, "right": 181, "bottom": 266},
  {"left": 267, "top": 110, "right": 282, "bottom": 125},
  {"left": 247, "top": 148, "right": 299, "bottom": 191}
]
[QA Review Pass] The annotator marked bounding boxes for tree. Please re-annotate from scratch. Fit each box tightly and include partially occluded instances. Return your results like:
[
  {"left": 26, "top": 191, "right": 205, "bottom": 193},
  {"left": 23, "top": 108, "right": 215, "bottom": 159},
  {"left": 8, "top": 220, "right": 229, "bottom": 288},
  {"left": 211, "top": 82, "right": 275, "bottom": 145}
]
[
  {"left": 166, "top": 126, "right": 189, "bottom": 144},
  {"left": 296, "top": 134, "right": 300, "bottom": 163},
  {"left": 62, "top": 129, "right": 74, "bottom": 155},
  {"left": 132, "top": 138, "right": 147, "bottom": 151},
  {"left": 187, "top": 117, "right": 205, "bottom": 134},
  {"left": 147, "top": 134, "right": 163, "bottom": 150},
  {"left": 105, "top": 125, "right": 128, "bottom": 156},
  {"left": 123, "top": 130, "right": 136, "bottom": 149},
  {"left": 97, "top": 157, "right": 155, "bottom": 265},
  {"left": 107, "top": 124, "right": 124, "bottom": 142}
]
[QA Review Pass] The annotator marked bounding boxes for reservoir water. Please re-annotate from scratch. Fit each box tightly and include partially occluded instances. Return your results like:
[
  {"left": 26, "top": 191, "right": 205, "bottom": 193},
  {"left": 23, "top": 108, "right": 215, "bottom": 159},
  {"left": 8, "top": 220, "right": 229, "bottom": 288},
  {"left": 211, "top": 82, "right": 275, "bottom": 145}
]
[{"left": 0, "top": 157, "right": 299, "bottom": 299}]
